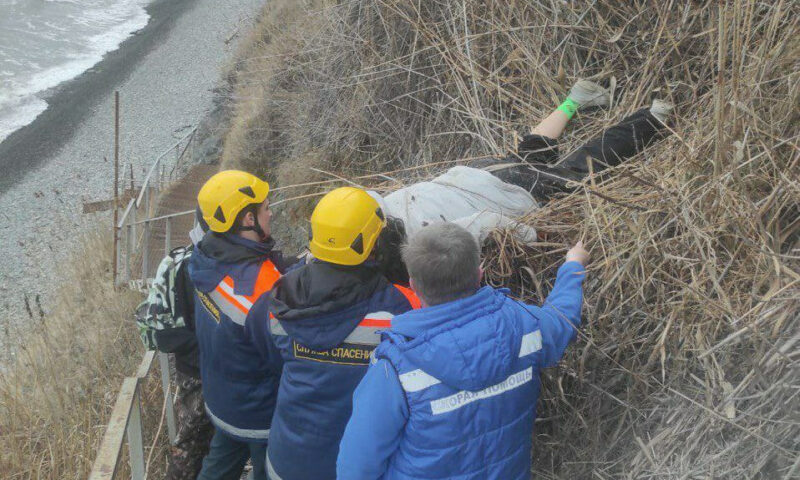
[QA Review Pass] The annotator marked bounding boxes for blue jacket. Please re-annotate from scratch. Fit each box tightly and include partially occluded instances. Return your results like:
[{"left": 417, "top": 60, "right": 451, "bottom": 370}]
[
  {"left": 247, "top": 261, "right": 419, "bottom": 480},
  {"left": 337, "top": 261, "right": 585, "bottom": 479},
  {"left": 189, "top": 233, "right": 290, "bottom": 443}
]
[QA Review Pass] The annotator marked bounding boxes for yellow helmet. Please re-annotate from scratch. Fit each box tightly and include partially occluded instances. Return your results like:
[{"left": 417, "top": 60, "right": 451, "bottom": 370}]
[
  {"left": 310, "top": 187, "right": 386, "bottom": 266},
  {"left": 197, "top": 170, "right": 270, "bottom": 233}
]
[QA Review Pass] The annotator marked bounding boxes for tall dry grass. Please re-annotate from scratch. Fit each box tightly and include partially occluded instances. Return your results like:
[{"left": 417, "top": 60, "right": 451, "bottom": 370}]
[
  {"left": 223, "top": 0, "right": 798, "bottom": 477},
  {"left": 0, "top": 231, "right": 169, "bottom": 479}
]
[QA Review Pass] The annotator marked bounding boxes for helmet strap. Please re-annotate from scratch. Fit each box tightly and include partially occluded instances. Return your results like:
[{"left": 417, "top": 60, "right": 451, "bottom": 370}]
[{"left": 239, "top": 205, "right": 268, "bottom": 242}]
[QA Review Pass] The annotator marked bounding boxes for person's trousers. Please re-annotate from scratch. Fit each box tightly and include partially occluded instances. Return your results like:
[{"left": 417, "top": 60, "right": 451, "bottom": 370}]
[
  {"left": 197, "top": 429, "right": 268, "bottom": 480},
  {"left": 558, "top": 107, "right": 665, "bottom": 176},
  {"left": 165, "top": 371, "right": 215, "bottom": 480},
  {"left": 476, "top": 108, "right": 668, "bottom": 201}
]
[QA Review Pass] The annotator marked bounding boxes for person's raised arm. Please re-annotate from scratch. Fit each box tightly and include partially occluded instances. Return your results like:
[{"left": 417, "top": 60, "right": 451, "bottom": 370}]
[
  {"left": 337, "top": 358, "right": 408, "bottom": 479},
  {"left": 534, "top": 241, "right": 589, "bottom": 367}
]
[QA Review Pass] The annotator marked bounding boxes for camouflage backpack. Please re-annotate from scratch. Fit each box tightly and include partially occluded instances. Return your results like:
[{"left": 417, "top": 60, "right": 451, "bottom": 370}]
[{"left": 135, "top": 245, "right": 193, "bottom": 350}]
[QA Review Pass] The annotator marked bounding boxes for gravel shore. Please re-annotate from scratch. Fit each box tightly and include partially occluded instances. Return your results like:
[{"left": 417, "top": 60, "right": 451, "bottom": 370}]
[{"left": 0, "top": 0, "right": 264, "bottom": 355}]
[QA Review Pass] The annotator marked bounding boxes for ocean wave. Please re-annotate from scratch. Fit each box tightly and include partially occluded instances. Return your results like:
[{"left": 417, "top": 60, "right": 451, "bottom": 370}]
[{"left": 0, "top": 0, "right": 151, "bottom": 143}]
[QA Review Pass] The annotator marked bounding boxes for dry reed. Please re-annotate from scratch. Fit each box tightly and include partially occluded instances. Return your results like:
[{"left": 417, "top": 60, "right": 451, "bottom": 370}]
[
  {"left": 224, "top": 0, "right": 799, "bottom": 477},
  {"left": 0, "top": 231, "right": 168, "bottom": 479}
]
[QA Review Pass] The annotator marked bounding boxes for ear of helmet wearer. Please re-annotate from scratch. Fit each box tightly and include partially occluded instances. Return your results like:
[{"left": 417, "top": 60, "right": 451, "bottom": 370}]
[
  {"left": 310, "top": 187, "right": 386, "bottom": 266},
  {"left": 197, "top": 170, "right": 270, "bottom": 235}
]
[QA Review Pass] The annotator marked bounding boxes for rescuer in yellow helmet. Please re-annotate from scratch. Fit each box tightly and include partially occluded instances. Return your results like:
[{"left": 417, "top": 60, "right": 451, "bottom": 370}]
[
  {"left": 190, "top": 170, "right": 296, "bottom": 480},
  {"left": 308, "top": 186, "right": 386, "bottom": 266},
  {"left": 197, "top": 169, "right": 272, "bottom": 241},
  {"left": 247, "top": 186, "right": 420, "bottom": 480}
]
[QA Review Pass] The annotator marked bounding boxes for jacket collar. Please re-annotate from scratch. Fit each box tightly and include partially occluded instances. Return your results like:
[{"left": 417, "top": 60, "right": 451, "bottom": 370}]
[
  {"left": 198, "top": 232, "right": 275, "bottom": 263},
  {"left": 390, "top": 286, "right": 504, "bottom": 339}
]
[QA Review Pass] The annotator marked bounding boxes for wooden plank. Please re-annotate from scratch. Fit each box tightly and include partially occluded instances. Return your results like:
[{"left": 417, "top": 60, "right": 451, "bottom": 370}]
[
  {"left": 88, "top": 377, "right": 139, "bottom": 480},
  {"left": 135, "top": 350, "right": 156, "bottom": 379},
  {"left": 83, "top": 189, "right": 140, "bottom": 214}
]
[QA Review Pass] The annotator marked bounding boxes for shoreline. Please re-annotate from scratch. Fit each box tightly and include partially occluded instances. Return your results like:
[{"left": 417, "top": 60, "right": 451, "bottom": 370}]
[
  {"left": 0, "top": 0, "right": 264, "bottom": 358},
  {"left": 0, "top": 0, "right": 196, "bottom": 195}
]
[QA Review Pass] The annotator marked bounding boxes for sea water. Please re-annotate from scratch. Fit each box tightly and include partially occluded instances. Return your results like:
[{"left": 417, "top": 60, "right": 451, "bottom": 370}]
[{"left": 0, "top": 0, "right": 151, "bottom": 142}]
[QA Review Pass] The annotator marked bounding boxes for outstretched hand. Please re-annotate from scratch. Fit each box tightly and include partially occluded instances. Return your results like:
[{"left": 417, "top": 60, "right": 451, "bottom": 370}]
[{"left": 565, "top": 240, "right": 590, "bottom": 266}]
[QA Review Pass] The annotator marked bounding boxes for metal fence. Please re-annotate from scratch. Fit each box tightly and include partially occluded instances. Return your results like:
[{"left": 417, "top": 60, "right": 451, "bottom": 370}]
[{"left": 114, "top": 128, "right": 197, "bottom": 289}]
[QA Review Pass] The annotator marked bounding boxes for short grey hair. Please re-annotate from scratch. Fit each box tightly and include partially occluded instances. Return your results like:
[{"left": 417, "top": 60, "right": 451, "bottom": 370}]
[{"left": 402, "top": 222, "right": 480, "bottom": 306}]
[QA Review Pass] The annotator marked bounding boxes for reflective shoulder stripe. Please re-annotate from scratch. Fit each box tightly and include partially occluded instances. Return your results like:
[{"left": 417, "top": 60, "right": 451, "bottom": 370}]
[
  {"left": 217, "top": 277, "right": 253, "bottom": 311},
  {"left": 398, "top": 369, "right": 441, "bottom": 392},
  {"left": 212, "top": 260, "right": 281, "bottom": 326},
  {"left": 205, "top": 404, "right": 270, "bottom": 440},
  {"left": 270, "top": 315, "right": 288, "bottom": 336},
  {"left": 343, "top": 311, "right": 394, "bottom": 345},
  {"left": 244, "top": 260, "right": 281, "bottom": 303},
  {"left": 360, "top": 310, "right": 393, "bottom": 328},
  {"left": 209, "top": 289, "right": 248, "bottom": 326},
  {"left": 519, "top": 330, "right": 542, "bottom": 357},
  {"left": 393, "top": 284, "right": 422, "bottom": 310}
]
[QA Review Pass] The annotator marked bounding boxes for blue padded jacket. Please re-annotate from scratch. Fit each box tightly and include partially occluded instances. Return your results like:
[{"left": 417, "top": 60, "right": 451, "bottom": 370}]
[{"left": 337, "top": 261, "right": 585, "bottom": 479}]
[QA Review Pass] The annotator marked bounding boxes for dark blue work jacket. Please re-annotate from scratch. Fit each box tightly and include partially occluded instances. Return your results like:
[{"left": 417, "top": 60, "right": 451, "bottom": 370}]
[
  {"left": 189, "top": 233, "right": 291, "bottom": 443},
  {"left": 250, "top": 261, "right": 418, "bottom": 480}
]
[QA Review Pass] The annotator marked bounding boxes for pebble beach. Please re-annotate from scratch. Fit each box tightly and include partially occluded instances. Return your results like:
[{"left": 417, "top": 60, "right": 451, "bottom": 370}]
[{"left": 0, "top": 0, "right": 264, "bottom": 357}]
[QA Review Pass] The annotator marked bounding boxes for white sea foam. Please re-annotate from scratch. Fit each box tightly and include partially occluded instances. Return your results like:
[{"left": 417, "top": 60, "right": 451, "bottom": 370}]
[{"left": 0, "top": 0, "right": 151, "bottom": 143}]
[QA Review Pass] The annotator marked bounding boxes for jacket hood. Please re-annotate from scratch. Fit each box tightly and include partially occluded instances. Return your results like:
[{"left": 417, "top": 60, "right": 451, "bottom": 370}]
[
  {"left": 270, "top": 261, "right": 386, "bottom": 350},
  {"left": 189, "top": 233, "right": 277, "bottom": 293},
  {"left": 389, "top": 286, "right": 523, "bottom": 391}
]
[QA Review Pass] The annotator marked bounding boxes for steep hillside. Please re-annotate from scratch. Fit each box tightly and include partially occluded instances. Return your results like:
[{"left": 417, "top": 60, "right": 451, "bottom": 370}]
[{"left": 222, "top": 1, "right": 799, "bottom": 478}]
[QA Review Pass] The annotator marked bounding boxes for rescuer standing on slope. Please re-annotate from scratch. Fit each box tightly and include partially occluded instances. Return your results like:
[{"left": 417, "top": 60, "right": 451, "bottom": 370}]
[
  {"left": 338, "top": 222, "right": 589, "bottom": 479},
  {"left": 246, "top": 187, "right": 420, "bottom": 480},
  {"left": 190, "top": 170, "right": 295, "bottom": 480}
]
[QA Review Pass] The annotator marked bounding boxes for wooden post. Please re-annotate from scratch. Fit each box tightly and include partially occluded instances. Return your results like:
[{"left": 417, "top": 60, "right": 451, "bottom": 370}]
[
  {"left": 174, "top": 144, "right": 180, "bottom": 181},
  {"left": 131, "top": 203, "right": 137, "bottom": 253},
  {"left": 112, "top": 92, "right": 120, "bottom": 287},
  {"left": 141, "top": 219, "right": 149, "bottom": 283},
  {"left": 126, "top": 224, "right": 133, "bottom": 283},
  {"left": 165, "top": 217, "right": 172, "bottom": 256}
]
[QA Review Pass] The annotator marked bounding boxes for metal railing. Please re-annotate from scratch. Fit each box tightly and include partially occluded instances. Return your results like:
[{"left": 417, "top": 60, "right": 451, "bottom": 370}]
[
  {"left": 114, "top": 128, "right": 198, "bottom": 288},
  {"left": 92, "top": 127, "right": 200, "bottom": 479},
  {"left": 88, "top": 351, "right": 175, "bottom": 480}
]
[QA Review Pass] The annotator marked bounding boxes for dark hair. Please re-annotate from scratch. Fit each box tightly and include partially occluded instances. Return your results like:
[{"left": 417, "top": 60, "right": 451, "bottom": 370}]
[
  {"left": 373, "top": 216, "right": 409, "bottom": 285},
  {"left": 229, "top": 203, "right": 260, "bottom": 234}
]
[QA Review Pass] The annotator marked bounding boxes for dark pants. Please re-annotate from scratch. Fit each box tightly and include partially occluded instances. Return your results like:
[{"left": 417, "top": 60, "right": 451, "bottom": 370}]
[
  {"left": 197, "top": 430, "right": 268, "bottom": 480},
  {"left": 475, "top": 108, "right": 667, "bottom": 201},
  {"left": 165, "top": 371, "right": 215, "bottom": 480}
]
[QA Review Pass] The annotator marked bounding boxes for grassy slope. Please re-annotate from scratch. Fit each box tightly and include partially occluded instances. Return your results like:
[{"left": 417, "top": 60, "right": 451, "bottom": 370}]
[
  {"left": 2, "top": 1, "right": 794, "bottom": 477},
  {"left": 221, "top": 1, "right": 799, "bottom": 478},
  {"left": 0, "top": 231, "right": 167, "bottom": 478}
]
